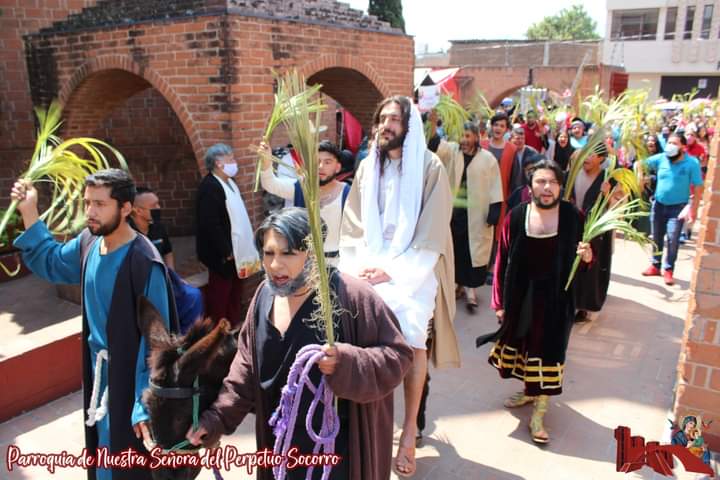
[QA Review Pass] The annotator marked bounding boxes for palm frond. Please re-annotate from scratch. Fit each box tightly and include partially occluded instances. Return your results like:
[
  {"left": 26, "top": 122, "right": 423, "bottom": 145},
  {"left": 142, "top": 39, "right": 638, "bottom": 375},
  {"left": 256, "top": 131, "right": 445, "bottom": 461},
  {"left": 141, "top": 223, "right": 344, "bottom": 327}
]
[
  {"left": 268, "top": 70, "right": 336, "bottom": 346},
  {"left": 0, "top": 100, "right": 127, "bottom": 276},
  {"left": 427, "top": 94, "right": 469, "bottom": 143},
  {"left": 465, "top": 91, "right": 494, "bottom": 122},
  {"left": 253, "top": 71, "right": 327, "bottom": 191},
  {"left": 565, "top": 196, "right": 651, "bottom": 290}
]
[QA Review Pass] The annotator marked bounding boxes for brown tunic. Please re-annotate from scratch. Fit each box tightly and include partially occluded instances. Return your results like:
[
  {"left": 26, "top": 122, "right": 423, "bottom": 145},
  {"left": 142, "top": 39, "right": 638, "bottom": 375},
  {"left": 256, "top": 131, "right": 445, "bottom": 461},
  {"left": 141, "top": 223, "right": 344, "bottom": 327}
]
[{"left": 199, "top": 272, "right": 413, "bottom": 480}]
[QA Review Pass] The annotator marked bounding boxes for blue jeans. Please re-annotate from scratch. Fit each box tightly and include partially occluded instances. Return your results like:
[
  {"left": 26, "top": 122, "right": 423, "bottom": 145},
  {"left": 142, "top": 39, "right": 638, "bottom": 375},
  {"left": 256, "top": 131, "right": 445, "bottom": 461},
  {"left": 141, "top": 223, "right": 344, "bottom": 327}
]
[{"left": 650, "top": 200, "right": 685, "bottom": 271}]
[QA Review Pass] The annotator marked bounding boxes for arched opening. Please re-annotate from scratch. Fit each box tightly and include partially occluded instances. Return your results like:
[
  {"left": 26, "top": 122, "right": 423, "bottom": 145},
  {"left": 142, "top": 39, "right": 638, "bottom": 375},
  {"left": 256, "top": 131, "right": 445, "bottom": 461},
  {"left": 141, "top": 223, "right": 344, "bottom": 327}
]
[
  {"left": 265, "top": 67, "right": 385, "bottom": 176},
  {"left": 307, "top": 67, "right": 385, "bottom": 131},
  {"left": 62, "top": 69, "right": 199, "bottom": 237}
]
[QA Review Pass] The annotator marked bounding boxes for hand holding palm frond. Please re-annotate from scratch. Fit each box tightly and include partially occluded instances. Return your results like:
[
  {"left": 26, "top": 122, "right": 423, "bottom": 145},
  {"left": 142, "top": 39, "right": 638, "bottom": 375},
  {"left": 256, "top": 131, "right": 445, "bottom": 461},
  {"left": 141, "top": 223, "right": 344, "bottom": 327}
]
[
  {"left": 0, "top": 101, "right": 127, "bottom": 275},
  {"left": 253, "top": 72, "right": 326, "bottom": 191},
  {"left": 564, "top": 189, "right": 651, "bottom": 291},
  {"left": 269, "top": 70, "right": 335, "bottom": 346}
]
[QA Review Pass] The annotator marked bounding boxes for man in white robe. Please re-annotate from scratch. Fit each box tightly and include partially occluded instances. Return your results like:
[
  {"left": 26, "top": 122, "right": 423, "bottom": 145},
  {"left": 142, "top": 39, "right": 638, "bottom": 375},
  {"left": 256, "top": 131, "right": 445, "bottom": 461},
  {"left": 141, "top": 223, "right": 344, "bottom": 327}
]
[{"left": 339, "top": 95, "right": 457, "bottom": 477}]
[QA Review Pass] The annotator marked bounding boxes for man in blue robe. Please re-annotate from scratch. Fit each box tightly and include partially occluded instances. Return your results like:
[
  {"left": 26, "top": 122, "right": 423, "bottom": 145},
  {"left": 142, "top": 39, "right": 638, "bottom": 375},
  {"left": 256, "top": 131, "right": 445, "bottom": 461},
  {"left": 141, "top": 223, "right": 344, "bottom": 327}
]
[{"left": 11, "top": 169, "right": 177, "bottom": 480}]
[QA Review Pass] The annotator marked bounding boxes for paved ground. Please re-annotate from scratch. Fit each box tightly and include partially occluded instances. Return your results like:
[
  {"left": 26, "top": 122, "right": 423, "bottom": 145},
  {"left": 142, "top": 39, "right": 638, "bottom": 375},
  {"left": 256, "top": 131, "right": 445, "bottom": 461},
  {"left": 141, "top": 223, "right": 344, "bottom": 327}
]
[{"left": 1, "top": 237, "right": 717, "bottom": 479}]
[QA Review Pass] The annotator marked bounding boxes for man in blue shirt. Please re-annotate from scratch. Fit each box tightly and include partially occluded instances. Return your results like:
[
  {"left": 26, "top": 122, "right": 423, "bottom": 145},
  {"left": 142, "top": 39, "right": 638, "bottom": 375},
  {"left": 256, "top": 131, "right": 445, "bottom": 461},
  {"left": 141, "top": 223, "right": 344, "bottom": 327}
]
[
  {"left": 641, "top": 133, "right": 703, "bottom": 285},
  {"left": 11, "top": 170, "right": 176, "bottom": 480}
]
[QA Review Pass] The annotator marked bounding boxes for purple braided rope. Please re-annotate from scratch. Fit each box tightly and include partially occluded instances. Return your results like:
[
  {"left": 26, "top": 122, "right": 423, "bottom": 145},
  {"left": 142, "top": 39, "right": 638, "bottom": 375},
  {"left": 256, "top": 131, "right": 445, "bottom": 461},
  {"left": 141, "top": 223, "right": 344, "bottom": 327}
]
[{"left": 268, "top": 344, "right": 340, "bottom": 480}]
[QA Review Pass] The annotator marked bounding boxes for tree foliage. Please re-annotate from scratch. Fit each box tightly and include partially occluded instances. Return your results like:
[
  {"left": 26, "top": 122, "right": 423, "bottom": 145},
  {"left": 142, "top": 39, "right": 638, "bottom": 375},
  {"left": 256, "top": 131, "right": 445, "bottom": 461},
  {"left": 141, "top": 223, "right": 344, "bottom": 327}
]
[
  {"left": 526, "top": 5, "right": 600, "bottom": 41},
  {"left": 368, "top": 0, "right": 405, "bottom": 32}
]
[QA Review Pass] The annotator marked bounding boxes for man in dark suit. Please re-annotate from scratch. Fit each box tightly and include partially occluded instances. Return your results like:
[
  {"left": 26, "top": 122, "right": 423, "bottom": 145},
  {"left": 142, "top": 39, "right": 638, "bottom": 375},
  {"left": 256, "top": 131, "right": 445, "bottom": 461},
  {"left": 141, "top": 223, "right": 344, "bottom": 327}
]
[{"left": 196, "top": 143, "right": 260, "bottom": 326}]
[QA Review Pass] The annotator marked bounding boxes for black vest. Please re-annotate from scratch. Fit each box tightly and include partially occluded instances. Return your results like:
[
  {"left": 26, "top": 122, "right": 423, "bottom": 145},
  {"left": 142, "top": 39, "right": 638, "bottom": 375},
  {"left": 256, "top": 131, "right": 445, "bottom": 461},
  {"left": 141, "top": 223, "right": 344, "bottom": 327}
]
[{"left": 78, "top": 229, "right": 178, "bottom": 480}]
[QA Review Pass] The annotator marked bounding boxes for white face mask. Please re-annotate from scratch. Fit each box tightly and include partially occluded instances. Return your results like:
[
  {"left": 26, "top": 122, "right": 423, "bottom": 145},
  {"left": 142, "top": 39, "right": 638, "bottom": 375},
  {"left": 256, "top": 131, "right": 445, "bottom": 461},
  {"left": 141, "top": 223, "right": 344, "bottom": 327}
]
[
  {"left": 665, "top": 144, "right": 680, "bottom": 157},
  {"left": 222, "top": 163, "right": 238, "bottom": 177}
]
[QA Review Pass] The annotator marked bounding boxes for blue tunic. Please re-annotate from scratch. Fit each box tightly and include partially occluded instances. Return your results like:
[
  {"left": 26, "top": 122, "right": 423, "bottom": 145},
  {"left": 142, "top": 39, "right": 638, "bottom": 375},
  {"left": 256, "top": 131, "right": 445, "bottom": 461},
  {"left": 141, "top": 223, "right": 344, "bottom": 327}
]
[{"left": 15, "top": 221, "right": 170, "bottom": 479}]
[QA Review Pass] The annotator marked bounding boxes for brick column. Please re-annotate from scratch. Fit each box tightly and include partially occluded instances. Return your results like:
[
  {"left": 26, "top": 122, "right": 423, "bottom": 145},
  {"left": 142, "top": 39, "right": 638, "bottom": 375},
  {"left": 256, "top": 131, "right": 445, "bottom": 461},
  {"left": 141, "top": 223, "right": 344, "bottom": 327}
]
[{"left": 673, "top": 131, "right": 720, "bottom": 449}]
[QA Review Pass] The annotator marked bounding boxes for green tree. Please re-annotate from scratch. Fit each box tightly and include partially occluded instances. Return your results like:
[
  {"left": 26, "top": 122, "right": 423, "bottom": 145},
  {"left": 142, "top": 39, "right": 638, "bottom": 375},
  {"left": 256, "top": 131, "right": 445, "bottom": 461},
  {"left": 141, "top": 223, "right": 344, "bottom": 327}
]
[
  {"left": 526, "top": 5, "right": 600, "bottom": 40},
  {"left": 368, "top": 0, "right": 405, "bottom": 32}
]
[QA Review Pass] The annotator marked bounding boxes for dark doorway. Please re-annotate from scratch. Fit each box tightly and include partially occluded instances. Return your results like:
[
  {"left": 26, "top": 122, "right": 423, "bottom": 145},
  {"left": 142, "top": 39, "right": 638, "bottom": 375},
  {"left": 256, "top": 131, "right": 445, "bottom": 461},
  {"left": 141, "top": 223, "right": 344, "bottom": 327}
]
[{"left": 659, "top": 75, "right": 720, "bottom": 99}]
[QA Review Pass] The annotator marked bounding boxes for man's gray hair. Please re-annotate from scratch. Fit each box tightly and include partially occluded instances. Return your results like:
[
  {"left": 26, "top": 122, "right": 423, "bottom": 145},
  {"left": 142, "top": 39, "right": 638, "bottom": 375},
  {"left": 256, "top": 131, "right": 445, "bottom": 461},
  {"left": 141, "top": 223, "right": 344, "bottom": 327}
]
[{"left": 204, "top": 143, "right": 233, "bottom": 172}]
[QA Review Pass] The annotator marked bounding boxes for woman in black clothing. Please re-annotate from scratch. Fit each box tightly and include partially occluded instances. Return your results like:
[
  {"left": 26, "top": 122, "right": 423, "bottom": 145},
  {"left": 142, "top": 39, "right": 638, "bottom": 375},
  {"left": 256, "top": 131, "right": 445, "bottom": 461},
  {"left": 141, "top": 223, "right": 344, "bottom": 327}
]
[{"left": 553, "top": 130, "right": 575, "bottom": 172}]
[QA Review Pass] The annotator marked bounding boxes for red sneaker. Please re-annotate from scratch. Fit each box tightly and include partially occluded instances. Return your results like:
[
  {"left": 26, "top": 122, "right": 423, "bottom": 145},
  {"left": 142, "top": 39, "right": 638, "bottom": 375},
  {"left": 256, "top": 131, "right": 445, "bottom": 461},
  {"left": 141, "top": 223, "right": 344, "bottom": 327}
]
[
  {"left": 663, "top": 270, "right": 674, "bottom": 286},
  {"left": 642, "top": 265, "right": 661, "bottom": 276}
]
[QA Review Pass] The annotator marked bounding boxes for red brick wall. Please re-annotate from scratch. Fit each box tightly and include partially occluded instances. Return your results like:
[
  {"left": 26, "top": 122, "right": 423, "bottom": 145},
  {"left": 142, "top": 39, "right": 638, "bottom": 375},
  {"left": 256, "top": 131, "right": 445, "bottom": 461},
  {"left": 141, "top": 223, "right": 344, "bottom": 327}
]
[
  {"left": 0, "top": 0, "right": 98, "bottom": 204},
  {"left": 10, "top": 12, "right": 412, "bottom": 229},
  {"left": 456, "top": 65, "right": 608, "bottom": 110},
  {"left": 674, "top": 132, "right": 720, "bottom": 450},
  {"left": 93, "top": 88, "right": 200, "bottom": 236}
]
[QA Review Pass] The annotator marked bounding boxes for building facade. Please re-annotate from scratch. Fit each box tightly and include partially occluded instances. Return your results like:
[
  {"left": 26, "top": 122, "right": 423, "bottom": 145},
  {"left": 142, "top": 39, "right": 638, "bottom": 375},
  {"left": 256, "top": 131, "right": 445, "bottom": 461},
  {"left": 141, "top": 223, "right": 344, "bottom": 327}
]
[{"left": 603, "top": 0, "right": 720, "bottom": 99}]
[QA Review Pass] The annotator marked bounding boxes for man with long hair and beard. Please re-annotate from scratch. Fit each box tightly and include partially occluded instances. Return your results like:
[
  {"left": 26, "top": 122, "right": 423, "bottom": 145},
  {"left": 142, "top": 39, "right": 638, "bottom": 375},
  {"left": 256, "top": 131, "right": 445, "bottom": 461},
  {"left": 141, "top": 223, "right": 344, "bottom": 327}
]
[
  {"left": 476, "top": 159, "right": 593, "bottom": 445},
  {"left": 339, "top": 95, "right": 458, "bottom": 477},
  {"left": 11, "top": 169, "right": 177, "bottom": 480},
  {"left": 188, "top": 207, "right": 413, "bottom": 479}
]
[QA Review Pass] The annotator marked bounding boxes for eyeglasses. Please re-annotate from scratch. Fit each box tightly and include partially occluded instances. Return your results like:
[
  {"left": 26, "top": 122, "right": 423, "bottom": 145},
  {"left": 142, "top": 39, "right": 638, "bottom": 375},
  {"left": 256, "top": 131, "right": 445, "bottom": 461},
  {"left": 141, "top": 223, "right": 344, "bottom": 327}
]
[{"left": 532, "top": 179, "right": 560, "bottom": 187}]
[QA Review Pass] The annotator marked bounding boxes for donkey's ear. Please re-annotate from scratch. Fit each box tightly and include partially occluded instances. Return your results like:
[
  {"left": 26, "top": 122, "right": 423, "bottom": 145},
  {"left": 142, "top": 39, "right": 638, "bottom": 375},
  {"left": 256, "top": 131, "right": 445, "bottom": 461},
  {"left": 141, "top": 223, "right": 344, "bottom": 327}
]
[
  {"left": 137, "top": 295, "right": 171, "bottom": 348},
  {"left": 176, "top": 319, "right": 231, "bottom": 382}
]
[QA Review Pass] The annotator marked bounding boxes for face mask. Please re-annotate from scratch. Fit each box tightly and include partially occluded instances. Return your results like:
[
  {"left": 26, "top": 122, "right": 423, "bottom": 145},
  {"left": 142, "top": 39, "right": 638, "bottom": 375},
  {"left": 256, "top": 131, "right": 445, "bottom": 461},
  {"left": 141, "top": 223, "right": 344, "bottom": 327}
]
[
  {"left": 150, "top": 209, "right": 162, "bottom": 224},
  {"left": 665, "top": 144, "right": 680, "bottom": 157},
  {"left": 222, "top": 163, "right": 238, "bottom": 177}
]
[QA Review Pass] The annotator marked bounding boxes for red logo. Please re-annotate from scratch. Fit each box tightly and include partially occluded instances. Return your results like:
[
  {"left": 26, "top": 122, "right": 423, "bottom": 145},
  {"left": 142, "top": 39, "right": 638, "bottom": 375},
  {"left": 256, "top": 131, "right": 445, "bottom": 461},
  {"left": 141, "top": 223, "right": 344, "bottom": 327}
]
[{"left": 615, "top": 426, "right": 715, "bottom": 477}]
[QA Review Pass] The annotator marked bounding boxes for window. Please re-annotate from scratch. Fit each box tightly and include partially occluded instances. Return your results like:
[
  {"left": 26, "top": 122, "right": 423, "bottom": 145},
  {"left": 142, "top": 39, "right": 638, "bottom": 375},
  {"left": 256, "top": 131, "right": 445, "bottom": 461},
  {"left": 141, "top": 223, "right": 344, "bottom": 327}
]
[
  {"left": 665, "top": 7, "right": 678, "bottom": 39},
  {"left": 701, "top": 4, "right": 714, "bottom": 39},
  {"left": 685, "top": 5, "right": 696, "bottom": 39},
  {"left": 611, "top": 9, "right": 660, "bottom": 40}
]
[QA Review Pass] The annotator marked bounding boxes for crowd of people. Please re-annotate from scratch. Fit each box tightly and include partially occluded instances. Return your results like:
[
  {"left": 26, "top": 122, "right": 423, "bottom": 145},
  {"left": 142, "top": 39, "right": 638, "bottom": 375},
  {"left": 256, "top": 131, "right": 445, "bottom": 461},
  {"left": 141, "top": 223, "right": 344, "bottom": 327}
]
[{"left": 7, "top": 90, "right": 713, "bottom": 479}]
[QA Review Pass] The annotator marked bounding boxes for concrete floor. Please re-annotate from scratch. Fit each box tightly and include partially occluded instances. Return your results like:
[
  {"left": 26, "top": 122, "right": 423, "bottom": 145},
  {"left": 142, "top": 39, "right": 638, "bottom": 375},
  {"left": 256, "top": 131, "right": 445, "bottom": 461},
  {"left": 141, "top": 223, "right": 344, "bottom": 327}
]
[{"left": 1, "top": 237, "right": 717, "bottom": 479}]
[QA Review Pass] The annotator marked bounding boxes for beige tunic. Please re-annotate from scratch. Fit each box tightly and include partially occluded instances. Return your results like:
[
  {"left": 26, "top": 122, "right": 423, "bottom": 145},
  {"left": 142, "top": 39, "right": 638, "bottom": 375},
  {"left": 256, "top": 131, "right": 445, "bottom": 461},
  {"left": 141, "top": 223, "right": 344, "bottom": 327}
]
[
  {"left": 340, "top": 150, "right": 460, "bottom": 369},
  {"left": 437, "top": 141, "right": 504, "bottom": 267}
]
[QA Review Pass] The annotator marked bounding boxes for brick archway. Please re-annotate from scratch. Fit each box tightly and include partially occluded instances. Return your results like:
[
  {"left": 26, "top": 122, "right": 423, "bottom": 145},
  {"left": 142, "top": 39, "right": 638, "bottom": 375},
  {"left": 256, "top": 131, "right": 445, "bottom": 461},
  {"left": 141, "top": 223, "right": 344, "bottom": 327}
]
[
  {"left": 490, "top": 85, "right": 526, "bottom": 109},
  {"left": 300, "top": 55, "right": 391, "bottom": 129},
  {"left": 58, "top": 55, "right": 203, "bottom": 163}
]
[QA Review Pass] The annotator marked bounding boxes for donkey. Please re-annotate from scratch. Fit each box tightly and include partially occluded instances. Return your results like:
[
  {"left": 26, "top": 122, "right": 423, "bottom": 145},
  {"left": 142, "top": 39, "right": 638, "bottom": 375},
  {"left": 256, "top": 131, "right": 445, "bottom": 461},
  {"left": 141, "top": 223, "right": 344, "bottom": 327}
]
[{"left": 138, "top": 296, "right": 238, "bottom": 480}]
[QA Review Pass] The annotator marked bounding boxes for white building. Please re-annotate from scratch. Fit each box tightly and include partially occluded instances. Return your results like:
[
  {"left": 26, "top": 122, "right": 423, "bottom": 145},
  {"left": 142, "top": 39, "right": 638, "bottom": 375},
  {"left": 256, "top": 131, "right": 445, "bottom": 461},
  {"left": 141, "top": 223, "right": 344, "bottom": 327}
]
[{"left": 603, "top": 0, "right": 720, "bottom": 99}]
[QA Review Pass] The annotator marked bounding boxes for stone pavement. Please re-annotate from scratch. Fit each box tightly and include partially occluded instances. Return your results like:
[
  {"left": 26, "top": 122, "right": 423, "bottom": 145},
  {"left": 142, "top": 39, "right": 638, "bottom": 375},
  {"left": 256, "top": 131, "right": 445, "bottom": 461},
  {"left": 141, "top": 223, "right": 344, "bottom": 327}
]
[{"left": 1, "top": 238, "right": 717, "bottom": 480}]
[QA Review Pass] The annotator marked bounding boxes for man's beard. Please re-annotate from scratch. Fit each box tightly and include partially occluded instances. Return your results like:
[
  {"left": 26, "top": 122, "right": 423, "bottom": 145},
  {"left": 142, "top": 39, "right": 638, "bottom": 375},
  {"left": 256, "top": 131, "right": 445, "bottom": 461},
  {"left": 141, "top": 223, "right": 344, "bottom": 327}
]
[
  {"left": 266, "top": 260, "right": 311, "bottom": 297},
  {"left": 533, "top": 193, "right": 560, "bottom": 210},
  {"left": 378, "top": 130, "right": 405, "bottom": 153},
  {"left": 319, "top": 173, "right": 337, "bottom": 186},
  {"left": 87, "top": 210, "right": 122, "bottom": 236}
]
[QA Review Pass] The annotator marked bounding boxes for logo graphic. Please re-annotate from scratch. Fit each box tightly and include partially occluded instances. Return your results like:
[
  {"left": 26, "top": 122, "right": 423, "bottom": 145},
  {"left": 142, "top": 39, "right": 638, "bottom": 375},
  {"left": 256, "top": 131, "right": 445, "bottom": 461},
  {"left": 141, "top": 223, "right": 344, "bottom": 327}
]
[{"left": 615, "top": 416, "right": 715, "bottom": 477}]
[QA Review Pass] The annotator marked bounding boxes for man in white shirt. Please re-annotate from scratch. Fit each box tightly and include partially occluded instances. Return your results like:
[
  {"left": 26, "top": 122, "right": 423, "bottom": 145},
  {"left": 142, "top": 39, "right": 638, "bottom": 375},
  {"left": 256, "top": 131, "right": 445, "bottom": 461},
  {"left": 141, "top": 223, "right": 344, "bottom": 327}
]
[
  {"left": 339, "top": 95, "right": 458, "bottom": 477},
  {"left": 258, "top": 140, "right": 350, "bottom": 267}
]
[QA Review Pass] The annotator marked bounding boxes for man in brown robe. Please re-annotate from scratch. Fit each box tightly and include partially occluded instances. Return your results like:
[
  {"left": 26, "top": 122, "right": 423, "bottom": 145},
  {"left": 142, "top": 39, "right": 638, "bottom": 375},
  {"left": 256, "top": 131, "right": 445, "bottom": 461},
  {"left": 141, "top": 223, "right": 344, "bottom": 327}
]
[
  {"left": 338, "top": 95, "right": 458, "bottom": 476},
  {"left": 188, "top": 208, "right": 413, "bottom": 480}
]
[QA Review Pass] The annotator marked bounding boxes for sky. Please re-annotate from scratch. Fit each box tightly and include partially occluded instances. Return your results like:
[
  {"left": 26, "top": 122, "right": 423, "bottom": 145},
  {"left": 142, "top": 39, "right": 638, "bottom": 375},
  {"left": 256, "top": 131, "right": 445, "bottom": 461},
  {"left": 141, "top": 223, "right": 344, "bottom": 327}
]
[{"left": 344, "top": 1, "right": 607, "bottom": 52}]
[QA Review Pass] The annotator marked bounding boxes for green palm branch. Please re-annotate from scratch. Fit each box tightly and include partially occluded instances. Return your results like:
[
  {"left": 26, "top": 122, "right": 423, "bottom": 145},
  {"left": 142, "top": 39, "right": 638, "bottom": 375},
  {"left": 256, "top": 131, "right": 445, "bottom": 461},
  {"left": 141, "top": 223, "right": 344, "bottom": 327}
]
[
  {"left": 0, "top": 100, "right": 127, "bottom": 276},
  {"left": 465, "top": 91, "right": 494, "bottom": 123},
  {"left": 268, "top": 70, "right": 335, "bottom": 346},
  {"left": 425, "top": 94, "right": 469, "bottom": 143},
  {"left": 253, "top": 71, "right": 326, "bottom": 191},
  {"left": 565, "top": 195, "right": 651, "bottom": 291}
]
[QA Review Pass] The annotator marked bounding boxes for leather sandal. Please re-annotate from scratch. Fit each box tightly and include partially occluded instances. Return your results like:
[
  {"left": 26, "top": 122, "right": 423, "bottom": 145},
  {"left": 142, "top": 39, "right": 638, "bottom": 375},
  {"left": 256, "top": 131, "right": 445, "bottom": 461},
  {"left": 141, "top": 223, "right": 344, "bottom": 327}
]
[
  {"left": 529, "top": 395, "right": 550, "bottom": 444},
  {"left": 503, "top": 391, "right": 534, "bottom": 408}
]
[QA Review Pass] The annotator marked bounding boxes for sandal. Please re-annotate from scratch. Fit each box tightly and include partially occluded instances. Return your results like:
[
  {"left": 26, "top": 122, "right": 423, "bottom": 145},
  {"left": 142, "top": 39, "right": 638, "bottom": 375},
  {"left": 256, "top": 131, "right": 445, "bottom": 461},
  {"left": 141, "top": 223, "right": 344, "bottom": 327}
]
[
  {"left": 529, "top": 395, "right": 550, "bottom": 444},
  {"left": 503, "top": 391, "right": 534, "bottom": 408},
  {"left": 393, "top": 444, "right": 416, "bottom": 477}
]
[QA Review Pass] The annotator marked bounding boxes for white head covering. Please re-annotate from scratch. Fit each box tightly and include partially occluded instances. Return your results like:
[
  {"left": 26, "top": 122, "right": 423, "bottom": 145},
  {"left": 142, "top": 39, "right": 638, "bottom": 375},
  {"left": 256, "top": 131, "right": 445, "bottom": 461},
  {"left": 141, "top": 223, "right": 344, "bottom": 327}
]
[{"left": 360, "top": 98, "right": 426, "bottom": 259}]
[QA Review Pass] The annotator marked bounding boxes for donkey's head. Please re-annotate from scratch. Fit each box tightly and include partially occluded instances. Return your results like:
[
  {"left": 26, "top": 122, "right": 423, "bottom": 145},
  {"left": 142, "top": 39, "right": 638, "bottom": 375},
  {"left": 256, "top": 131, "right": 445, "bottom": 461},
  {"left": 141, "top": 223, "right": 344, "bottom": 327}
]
[{"left": 137, "top": 296, "right": 237, "bottom": 480}]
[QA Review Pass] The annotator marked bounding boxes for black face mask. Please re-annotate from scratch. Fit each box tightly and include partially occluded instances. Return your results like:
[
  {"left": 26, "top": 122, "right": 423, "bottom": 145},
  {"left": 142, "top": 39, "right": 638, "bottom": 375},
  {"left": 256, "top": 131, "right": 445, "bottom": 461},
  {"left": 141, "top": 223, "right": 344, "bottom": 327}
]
[{"left": 150, "top": 209, "right": 162, "bottom": 224}]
